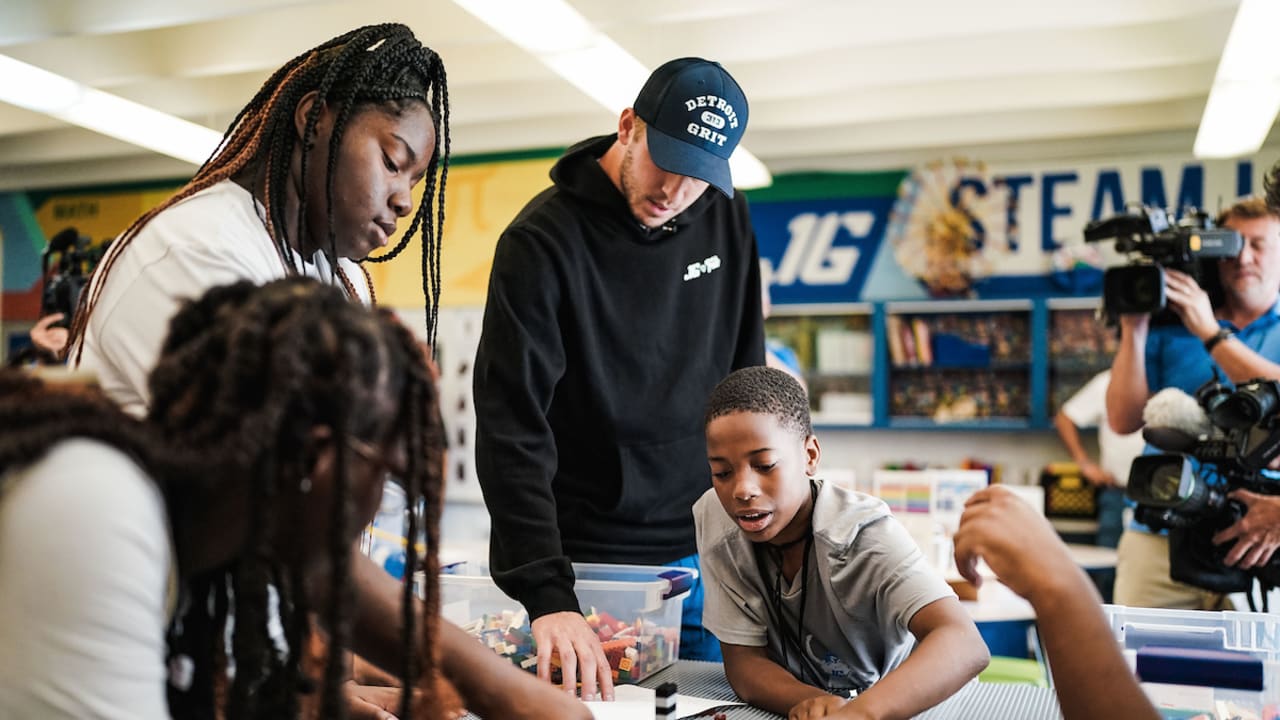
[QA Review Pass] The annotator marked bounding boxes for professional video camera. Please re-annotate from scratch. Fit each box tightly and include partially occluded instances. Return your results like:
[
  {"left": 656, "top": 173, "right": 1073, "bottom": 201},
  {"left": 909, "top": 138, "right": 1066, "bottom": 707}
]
[
  {"left": 1127, "top": 378, "right": 1280, "bottom": 595},
  {"left": 1084, "top": 205, "right": 1242, "bottom": 322},
  {"left": 40, "top": 227, "right": 108, "bottom": 328}
]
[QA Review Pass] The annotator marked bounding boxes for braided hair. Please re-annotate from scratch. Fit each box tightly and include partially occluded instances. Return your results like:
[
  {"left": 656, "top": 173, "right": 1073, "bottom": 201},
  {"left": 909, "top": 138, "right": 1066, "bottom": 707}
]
[
  {"left": 69, "top": 23, "right": 451, "bottom": 358},
  {"left": 1, "top": 277, "right": 448, "bottom": 720}
]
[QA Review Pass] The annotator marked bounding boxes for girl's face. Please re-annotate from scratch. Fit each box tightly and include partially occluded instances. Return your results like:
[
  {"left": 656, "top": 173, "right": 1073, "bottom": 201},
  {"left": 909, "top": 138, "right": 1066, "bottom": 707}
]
[
  {"left": 297, "top": 98, "right": 436, "bottom": 260},
  {"left": 706, "top": 411, "right": 820, "bottom": 546},
  {"left": 276, "top": 431, "right": 406, "bottom": 569}
]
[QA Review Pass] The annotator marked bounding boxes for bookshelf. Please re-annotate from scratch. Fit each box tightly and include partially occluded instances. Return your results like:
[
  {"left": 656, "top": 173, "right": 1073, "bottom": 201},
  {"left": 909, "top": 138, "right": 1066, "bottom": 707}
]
[
  {"left": 769, "top": 297, "right": 1107, "bottom": 430},
  {"left": 885, "top": 300, "right": 1033, "bottom": 427},
  {"left": 1047, "top": 297, "right": 1114, "bottom": 416},
  {"left": 765, "top": 303, "right": 874, "bottom": 426}
]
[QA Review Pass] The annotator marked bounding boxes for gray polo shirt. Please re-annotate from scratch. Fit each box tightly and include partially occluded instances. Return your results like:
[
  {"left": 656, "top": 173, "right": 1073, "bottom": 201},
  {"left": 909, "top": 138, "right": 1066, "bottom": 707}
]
[{"left": 694, "top": 479, "right": 955, "bottom": 694}]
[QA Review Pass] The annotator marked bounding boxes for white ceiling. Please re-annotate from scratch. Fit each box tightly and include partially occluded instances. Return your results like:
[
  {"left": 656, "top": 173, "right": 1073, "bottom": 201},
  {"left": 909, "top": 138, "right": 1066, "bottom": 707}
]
[{"left": 0, "top": 0, "right": 1259, "bottom": 190}]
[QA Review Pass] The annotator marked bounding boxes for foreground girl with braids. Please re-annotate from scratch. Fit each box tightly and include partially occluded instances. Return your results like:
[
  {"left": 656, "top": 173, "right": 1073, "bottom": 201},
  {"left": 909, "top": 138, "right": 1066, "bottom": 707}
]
[
  {"left": 43, "top": 24, "right": 587, "bottom": 718},
  {"left": 70, "top": 22, "right": 450, "bottom": 413},
  {"left": 0, "top": 279, "right": 589, "bottom": 720}
]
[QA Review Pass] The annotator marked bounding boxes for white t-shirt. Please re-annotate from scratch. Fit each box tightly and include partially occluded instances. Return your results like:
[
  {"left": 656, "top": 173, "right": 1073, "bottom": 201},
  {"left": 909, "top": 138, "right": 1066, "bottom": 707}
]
[
  {"left": 0, "top": 439, "right": 173, "bottom": 719},
  {"left": 695, "top": 479, "right": 956, "bottom": 694},
  {"left": 78, "top": 179, "right": 372, "bottom": 417},
  {"left": 1061, "top": 370, "right": 1147, "bottom": 487}
]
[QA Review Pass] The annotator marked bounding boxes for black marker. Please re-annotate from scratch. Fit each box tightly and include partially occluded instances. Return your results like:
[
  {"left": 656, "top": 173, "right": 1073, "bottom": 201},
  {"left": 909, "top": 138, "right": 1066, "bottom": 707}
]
[{"left": 655, "top": 682, "right": 677, "bottom": 718}]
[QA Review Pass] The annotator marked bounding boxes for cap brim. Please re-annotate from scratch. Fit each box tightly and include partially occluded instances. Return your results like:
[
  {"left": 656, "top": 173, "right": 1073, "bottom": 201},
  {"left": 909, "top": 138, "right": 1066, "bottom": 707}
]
[{"left": 645, "top": 123, "right": 735, "bottom": 199}]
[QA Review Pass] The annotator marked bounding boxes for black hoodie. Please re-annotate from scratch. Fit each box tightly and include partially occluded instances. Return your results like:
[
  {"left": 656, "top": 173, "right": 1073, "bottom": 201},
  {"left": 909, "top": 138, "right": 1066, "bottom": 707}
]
[{"left": 473, "top": 134, "right": 765, "bottom": 619}]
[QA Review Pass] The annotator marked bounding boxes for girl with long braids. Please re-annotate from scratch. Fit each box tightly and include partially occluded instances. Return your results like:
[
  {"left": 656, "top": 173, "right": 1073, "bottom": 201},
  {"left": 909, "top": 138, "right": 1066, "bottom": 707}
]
[
  {"left": 69, "top": 23, "right": 449, "bottom": 416},
  {"left": 0, "top": 279, "right": 590, "bottom": 720},
  {"left": 3, "top": 278, "right": 439, "bottom": 719},
  {"left": 42, "top": 22, "right": 589, "bottom": 718}
]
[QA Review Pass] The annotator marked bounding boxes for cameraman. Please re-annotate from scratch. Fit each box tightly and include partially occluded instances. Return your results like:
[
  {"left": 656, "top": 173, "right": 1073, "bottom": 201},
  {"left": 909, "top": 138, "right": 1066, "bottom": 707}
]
[{"left": 1107, "top": 196, "right": 1280, "bottom": 609}]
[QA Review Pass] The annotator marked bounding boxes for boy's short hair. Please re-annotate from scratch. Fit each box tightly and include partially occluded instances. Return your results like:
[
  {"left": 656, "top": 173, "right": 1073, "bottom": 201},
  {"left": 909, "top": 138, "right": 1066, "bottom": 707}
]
[{"left": 705, "top": 365, "right": 811, "bottom": 437}]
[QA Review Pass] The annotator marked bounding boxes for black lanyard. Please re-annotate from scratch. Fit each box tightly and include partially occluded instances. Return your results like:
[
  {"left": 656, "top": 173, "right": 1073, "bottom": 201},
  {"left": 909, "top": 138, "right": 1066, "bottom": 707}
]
[{"left": 754, "top": 479, "right": 818, "bottom": 672}]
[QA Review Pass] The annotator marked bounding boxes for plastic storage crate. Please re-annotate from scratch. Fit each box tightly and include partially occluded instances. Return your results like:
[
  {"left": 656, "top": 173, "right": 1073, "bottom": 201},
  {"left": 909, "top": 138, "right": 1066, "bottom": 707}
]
[
  {"left": 1102, "top": 604, "right": 1280, "bottom": 716},
  {"left": 438, "top": 562, "right": 694, "bottom": 684}
]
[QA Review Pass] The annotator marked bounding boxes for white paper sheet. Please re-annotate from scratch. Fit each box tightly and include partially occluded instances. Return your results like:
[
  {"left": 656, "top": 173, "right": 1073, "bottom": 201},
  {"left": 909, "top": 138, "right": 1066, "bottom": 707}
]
[
  {"left": 584, "top": 684, "right": 745, "bottom": 719},
  {"left": 584, "top": 700, "right": 658, "bottom": 720}
]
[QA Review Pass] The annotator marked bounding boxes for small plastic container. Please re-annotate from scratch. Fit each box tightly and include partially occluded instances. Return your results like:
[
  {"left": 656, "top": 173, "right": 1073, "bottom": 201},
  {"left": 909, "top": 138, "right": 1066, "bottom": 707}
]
[
  {"left": 438, "top": 562, "right": 694, "bottom": 684},
  {"left": 1102, "top": 604, "right": 1280, "bottom": 715}
]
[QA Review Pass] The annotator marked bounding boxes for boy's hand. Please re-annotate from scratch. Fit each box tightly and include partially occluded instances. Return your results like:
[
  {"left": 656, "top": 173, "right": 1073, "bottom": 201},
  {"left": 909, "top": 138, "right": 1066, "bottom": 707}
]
[
  {"left": 788, "top": 694, "right": 848, "bottom": 719},
  {"left": 530, "top": 611, "right": 614, "bottom": 701},
  {"left": 953, "top": 486, "right": 1079, "bottom": 604}
]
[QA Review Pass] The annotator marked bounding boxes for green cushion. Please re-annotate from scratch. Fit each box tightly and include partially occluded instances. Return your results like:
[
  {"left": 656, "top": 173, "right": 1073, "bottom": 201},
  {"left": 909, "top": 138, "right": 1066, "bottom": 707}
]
[{"left": 979, "top": 655, "right": 1048, "bottom": 687}]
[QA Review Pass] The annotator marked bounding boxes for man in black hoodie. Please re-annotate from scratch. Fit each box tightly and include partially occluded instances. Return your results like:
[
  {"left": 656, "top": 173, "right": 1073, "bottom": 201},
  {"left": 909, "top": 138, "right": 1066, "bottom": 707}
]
[{"left": 473, "top": 57, "right": 765, "bottom": 700}]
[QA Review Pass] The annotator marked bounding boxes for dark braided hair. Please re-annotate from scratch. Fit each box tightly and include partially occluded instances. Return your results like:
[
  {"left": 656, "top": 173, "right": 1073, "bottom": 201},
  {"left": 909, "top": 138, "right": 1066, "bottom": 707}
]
[
  {"left": 1266, "top": 160, "right": 1280, "bottom": 213},
  {"left": 1, "top": 277, "right": 449, "bottom": 720},
  {"left": 69, "top": 23, "right": 451, "bottom": 359},
  {"left": 704, "top": 366, "right": 812, "bottom": 438}
]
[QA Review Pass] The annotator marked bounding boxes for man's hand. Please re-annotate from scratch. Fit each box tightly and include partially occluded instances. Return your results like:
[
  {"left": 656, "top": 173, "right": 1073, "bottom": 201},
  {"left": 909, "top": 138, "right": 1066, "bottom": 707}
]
[
  {"left": 531, "top": 611, "right": 614, "bottom": 701},
  {"left": 1213, "top": 490, "right": 1280, "bottom": 568},
  {"left": 953, "top": 486, "right": 1082, "bottom": 604},
  {"left": 1078, "top": 460, "right": 1117, "bottom": 488},
  {"left": 1162, "top": 268, "right": 1219, "bottom": 341},
  {"left": 788, "top": 694, "right": 848, "bottom": 719},
  {"left": 29, "top": 313, "right": 69, "bottom": 357},
  {"left": 1118, "top": 312, "right": 1151, "bottom": 336}
]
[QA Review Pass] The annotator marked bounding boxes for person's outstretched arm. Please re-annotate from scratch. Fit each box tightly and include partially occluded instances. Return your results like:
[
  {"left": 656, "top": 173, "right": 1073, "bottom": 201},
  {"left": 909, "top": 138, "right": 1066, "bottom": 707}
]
[
  {"left": 472, "top": 227, "right": 612, "bottom": 700},
  {"left": 345, "top": 549, "right": 592, "bottom": 719},
  {"left": 953, "top": 486, "right": 1158, "bottom": 720}
]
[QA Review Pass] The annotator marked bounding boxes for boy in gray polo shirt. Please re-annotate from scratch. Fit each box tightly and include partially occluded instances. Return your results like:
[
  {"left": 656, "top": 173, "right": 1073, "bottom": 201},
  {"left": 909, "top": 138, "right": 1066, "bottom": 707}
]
[{"left": 694, "top": 367, "right": 989, "bottom": 717}]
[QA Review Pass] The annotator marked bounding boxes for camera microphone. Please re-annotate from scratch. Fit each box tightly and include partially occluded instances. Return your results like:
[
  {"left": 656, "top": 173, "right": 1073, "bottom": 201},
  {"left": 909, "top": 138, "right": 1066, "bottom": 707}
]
[{"left": 1142, "top": 387, "right": 1213, "bottom": 452}]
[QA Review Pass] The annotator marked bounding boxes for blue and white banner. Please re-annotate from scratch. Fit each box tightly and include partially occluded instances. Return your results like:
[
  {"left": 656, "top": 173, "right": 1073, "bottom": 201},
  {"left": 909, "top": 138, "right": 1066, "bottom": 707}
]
[{"left": 749, "top": 156, "right": 1268, "bottom": 304}]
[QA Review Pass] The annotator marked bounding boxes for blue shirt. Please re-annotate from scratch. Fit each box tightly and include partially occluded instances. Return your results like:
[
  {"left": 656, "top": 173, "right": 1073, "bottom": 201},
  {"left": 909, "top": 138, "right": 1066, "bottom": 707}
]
[
  {"left": 1129, "top": 299, "right": 1280, "bottom": 532},
  {"left": 1144, "top": 299, "right": 1280, "bottom": 396}
]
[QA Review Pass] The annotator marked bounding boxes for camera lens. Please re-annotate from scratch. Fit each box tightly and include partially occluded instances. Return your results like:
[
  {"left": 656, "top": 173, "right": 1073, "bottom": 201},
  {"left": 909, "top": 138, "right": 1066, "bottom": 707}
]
[
  {"left": 1104, "top": 265, "right": 1166, "bottom": 315},
  {"left": 1195, "top": 381, "right": 1234, "bottom": 416},
  {"left": 1131, "top": 273, "right": 1159, "bottom": 307},
  {"left": 1212, "top": 380, "right": 1280, "bottom": 430}
]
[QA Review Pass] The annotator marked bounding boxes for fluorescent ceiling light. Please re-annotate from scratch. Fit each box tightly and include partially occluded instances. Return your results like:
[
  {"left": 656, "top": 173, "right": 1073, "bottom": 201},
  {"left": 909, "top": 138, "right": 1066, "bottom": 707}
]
[
  {"left": 452, "top": 0, "right": 772, "bottom": 189},
  {"left": 1193, "top": 0, "right": 1280, "bottom": 159},
  {"left": 0, "top": 54, "right": 222, "bottom": 165}
]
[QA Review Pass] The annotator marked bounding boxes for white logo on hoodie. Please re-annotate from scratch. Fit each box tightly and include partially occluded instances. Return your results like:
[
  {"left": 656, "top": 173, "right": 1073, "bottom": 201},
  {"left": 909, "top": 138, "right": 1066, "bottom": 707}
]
[{"left": 683, "top": 254, "right": 722, "bottom": 281}]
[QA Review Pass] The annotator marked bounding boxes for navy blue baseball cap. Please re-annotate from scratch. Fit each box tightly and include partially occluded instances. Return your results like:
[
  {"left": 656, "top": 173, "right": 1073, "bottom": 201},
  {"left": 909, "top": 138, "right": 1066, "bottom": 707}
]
[{"left": 633, "top": 57, "right": 748, "bottom": 199}]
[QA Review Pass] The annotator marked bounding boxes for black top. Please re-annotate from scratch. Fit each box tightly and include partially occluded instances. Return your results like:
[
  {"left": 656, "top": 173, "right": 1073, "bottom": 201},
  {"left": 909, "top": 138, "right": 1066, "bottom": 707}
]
[{"left": 472, "top": 134, "right": 766, "bottom": 619}]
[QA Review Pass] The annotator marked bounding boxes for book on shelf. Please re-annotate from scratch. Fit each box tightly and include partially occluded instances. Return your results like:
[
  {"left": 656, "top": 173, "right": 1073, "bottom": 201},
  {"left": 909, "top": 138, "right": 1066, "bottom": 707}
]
[
  {"left": 886, "top": 315, "right": 907, "bottom": 365},
  {"left": 911, "top": 317, "right": 933, "bottom": 366},
  {"left": 899, "top": 317, "right": 917, "bottom": 364}
]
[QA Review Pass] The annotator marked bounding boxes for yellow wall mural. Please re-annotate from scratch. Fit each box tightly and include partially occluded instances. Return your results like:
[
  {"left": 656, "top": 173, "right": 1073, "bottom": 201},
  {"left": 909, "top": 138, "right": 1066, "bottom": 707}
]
[
  {"left": 2, "top": 154, "right": 557, "bottom": 330},
  {"left": 367, "top": 156, "right": 556, "bottom": 308}
]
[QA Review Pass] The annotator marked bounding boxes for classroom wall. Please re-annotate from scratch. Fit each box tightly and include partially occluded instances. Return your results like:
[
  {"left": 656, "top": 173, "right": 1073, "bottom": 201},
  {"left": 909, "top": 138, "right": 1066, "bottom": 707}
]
[{"left": 0, "top": 145, "right": 1238, "bottom": 557}]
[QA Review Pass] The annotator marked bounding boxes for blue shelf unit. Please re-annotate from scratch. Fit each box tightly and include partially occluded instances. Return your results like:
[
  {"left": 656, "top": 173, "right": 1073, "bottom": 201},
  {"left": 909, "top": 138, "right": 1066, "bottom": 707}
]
[{"left": 764, "top": 297, "right": 1109, "bottom": 431}]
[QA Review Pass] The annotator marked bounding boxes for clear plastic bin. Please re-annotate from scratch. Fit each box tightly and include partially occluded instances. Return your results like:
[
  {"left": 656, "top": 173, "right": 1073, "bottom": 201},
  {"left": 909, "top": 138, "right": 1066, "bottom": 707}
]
[
  {"left": 438, "top": 562, "right": 694, "bottom": 684},
  {"left": 1102, "top": 604, "right": 1280, "bottom": 718}
]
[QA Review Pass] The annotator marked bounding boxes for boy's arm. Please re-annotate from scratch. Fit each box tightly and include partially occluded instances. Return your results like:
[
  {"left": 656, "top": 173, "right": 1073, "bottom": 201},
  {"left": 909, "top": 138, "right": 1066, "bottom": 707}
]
[
  {"left": 720, "top": 642, "right": 835, "bottom": 716},
  {"left": 828, "top": 598, "right": 988, "bottom": 720}
]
